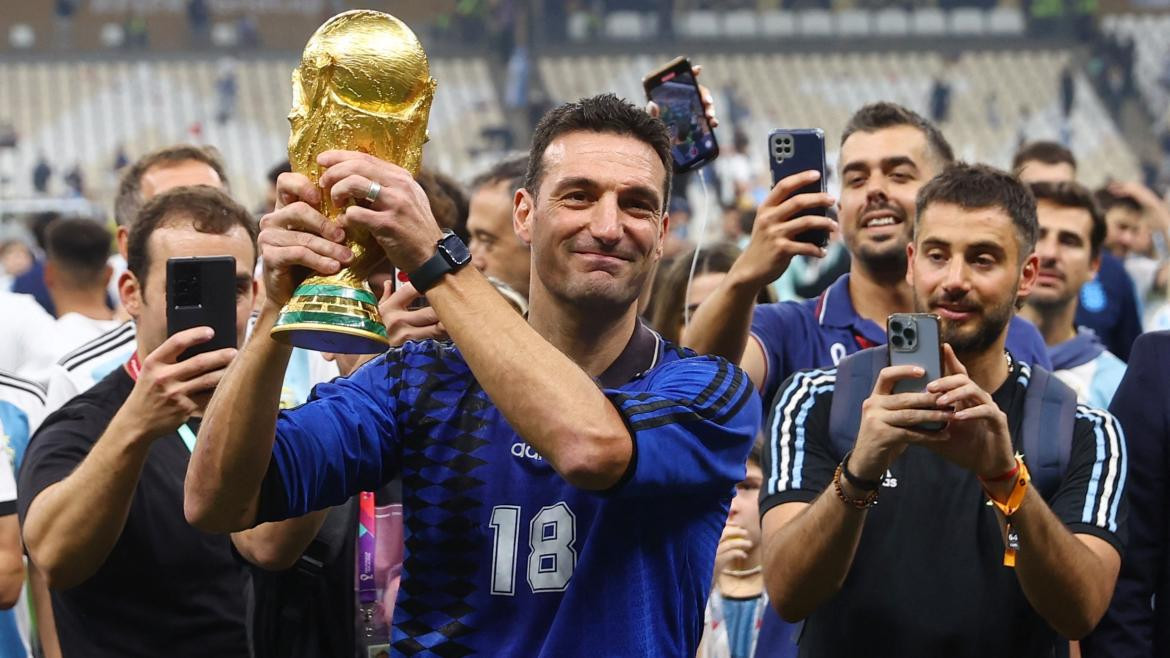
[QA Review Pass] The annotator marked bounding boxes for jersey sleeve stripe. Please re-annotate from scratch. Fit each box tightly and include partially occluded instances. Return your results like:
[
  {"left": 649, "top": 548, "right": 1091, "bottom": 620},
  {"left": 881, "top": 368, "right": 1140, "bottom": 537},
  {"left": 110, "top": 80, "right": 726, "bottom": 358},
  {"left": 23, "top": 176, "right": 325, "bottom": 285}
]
[
  {"left": 63, "top": 333, "right": 136, "bottom": 372},
  {"left": 0, "top": 373, "right": 47, "bottom": 403},
  {"left": 767, "top": 369, "right": 835, "bottom": 495},
  {"left": 616, "top": 363, "right": 754, "bottom": 431},
  {"left": 1077, "top": 406, "right": 1127, "bottom": 533},
  {"left": 59, "top": 323, "right": 133, "bottom": 367},
  {"left": 619, "top": 359, "right": 747, "bottom": 424}
]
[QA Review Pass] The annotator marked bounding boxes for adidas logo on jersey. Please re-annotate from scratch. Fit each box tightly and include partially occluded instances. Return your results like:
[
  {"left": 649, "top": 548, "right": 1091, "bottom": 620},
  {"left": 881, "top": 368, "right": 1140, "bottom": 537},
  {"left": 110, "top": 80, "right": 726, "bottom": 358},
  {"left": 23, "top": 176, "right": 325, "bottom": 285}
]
[
  {"left": 511, "top": 441, "right": 544, "bottom": 462},
  {"left": 881, "top": 470, "right": 898, "bottom": 488}
]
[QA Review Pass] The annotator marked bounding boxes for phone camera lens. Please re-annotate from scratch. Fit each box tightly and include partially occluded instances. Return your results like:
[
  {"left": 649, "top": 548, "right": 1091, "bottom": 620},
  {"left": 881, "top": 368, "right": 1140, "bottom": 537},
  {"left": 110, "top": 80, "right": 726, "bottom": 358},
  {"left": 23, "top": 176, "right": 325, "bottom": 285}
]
[
  {"left": 903, "top": 328, "right": 916, "bottom": 342},
  {"left": 891, "top": 335, "right": 904, "bottom": 348},
  {"left": 890, "top": 321, "right": 903, "bottom": 333}
]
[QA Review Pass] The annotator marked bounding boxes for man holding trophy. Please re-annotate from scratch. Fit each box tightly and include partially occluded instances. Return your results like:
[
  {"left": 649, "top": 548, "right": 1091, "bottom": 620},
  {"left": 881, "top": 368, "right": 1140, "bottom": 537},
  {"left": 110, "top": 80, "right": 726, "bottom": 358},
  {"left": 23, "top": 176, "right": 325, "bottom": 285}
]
[{"left": 186, "top": 9, "right": 759, "bottom": 657}]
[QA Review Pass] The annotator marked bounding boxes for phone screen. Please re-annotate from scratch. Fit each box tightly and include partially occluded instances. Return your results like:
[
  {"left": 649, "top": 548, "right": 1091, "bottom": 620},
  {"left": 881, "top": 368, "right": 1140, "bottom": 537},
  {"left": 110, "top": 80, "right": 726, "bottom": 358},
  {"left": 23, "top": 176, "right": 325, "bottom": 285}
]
[{"left": 647, "top": 66, "right": 718, "bottom": 172}]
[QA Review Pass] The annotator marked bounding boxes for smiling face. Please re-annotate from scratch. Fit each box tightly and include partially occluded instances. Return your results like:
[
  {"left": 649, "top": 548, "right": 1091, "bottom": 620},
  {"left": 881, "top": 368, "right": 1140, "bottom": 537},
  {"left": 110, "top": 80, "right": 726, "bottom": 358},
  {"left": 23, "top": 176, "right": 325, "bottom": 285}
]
[
  {"left": 516, "top": 131, "right": 669, "bottom": 314},
  {"left": 1028, "top": 200, "right": 1099, "bottom": 311},
  {"left": 838, "top": 125, "right": 942, "bottom": 275},
  {"left": 909, "top": 202, "right": 1038, "bottom": 358}
]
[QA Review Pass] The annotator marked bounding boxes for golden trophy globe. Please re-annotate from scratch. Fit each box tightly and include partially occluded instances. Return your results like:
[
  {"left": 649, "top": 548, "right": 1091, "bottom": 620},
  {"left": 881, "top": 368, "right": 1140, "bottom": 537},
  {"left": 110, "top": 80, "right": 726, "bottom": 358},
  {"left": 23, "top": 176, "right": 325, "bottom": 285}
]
[{"left": 271, "top": 9, "right": 436, "bottom": 354}]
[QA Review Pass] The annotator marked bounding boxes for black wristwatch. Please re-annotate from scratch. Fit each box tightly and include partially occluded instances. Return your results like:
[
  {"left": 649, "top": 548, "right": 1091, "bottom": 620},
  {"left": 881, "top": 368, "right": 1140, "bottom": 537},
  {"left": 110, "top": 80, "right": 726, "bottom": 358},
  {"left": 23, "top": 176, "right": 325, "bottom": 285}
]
[{"left": 408, "top": 230, "right": 472, "bottom": 293}]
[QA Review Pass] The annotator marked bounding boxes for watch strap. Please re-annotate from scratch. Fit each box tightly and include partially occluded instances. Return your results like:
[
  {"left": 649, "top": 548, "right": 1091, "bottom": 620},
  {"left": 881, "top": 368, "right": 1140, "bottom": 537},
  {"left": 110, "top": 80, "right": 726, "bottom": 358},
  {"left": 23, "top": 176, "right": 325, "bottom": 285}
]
[{"left": 408, "top": 249, "right": 453, "bottom": 294}]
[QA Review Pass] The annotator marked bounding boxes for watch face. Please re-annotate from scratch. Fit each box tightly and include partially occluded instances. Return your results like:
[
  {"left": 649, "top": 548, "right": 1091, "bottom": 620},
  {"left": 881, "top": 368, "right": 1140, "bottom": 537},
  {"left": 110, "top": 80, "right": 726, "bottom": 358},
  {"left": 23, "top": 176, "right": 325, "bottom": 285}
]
[{"left": 439, "top": 234, "right": 472, "bottom": 266}]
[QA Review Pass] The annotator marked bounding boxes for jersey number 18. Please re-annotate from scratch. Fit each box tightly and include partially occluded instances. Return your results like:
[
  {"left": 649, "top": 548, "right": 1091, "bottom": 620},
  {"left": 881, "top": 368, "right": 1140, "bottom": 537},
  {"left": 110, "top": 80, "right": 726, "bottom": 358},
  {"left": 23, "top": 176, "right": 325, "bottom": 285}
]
[{"left": 489, "top": 502, "right": 578, "bottom": 596}]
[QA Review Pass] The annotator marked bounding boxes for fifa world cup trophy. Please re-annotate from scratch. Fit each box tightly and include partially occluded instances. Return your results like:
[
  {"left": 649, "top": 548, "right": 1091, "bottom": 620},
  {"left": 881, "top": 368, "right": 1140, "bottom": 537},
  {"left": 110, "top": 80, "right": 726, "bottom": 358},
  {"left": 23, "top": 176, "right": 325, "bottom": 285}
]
[{"left": 271, "top": 10, "right": 436, "bottom": 353}]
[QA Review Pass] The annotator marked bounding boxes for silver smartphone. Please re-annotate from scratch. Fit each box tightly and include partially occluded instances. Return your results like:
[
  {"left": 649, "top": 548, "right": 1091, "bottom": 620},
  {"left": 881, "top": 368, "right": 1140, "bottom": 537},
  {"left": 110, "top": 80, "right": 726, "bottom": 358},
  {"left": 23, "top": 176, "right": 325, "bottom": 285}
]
[{"left": 887, "top": 313, "right": 945, "bottom": 431}]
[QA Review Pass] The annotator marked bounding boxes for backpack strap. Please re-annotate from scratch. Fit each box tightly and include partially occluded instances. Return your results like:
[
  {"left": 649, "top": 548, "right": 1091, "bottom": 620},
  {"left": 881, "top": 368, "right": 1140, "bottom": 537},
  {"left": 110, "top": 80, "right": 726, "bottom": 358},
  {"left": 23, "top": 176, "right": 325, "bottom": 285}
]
[
  {"left": 828, "top": 347, "right": 888, "bottom": 460},
  {"left": 1020, "top": 365, "right": 1078, "bottom": 499}
]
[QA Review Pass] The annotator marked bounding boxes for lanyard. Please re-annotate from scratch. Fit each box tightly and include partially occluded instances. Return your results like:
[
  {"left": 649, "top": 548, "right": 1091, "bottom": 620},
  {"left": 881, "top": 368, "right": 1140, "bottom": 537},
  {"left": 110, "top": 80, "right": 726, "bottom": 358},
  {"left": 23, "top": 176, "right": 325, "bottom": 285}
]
[
  {"left": 358, "top": 490, "right": 377, "bottom": 637},
  {"left": 125, "top": 354, "right": 196, "bottom": 453}
]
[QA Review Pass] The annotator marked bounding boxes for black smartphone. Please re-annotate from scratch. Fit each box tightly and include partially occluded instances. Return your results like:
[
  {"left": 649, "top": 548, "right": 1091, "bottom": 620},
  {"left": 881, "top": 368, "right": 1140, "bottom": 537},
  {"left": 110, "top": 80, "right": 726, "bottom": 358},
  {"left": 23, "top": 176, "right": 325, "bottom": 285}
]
[
  {"left": 768, "top": 129, "right": 829, "bottom": 248},
  {"left": 166, "top": 256, "right": 238, "bottom": 362},
  {"left": 887, "top": 313, "right": 945, "bottom": 431},
  {"left": 643, "top": 56, "right": 719, "bottom": 173}
]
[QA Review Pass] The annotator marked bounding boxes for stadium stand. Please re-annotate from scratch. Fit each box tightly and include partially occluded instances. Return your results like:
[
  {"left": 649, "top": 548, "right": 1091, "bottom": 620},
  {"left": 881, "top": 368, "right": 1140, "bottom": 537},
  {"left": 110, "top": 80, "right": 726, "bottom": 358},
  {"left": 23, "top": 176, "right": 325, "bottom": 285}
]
[
  {"left": 539, "top": 49, "right": 1140, "bottom": 188},
  {"left": 1102, "top": 12, "right": 1170, "bottom": 124},
  {"left": 0, "top": 56, "right": 506, "bottom": 209}
]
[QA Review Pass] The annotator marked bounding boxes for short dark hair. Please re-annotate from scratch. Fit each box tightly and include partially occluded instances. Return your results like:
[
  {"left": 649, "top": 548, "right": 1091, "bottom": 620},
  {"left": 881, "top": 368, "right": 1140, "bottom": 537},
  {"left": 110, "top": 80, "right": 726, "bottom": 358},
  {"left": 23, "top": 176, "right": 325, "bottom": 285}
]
[
  {"left": 417, "top": 168, "right": 470, "bottom": 241},
  {"left": 1028, "top": 181, "right": 1106, "bottom": 260},
  {"left": 471, "top": 155, "right": 528, "bottom": 193},
  {"left": 915, "top": 163, "right": 1038, "bottom": 260},
  {"left": 1012, "top": 141, "right": 1077, "bottom": 176},
  {"left": 645, "top": 242, "right": 774, "bottom": 344},
  {"left": 840, "top": 102, "right": 955, "bottom": 167},
  {"left": 115, "top": 145, "right": 228, "bottom": 227},
  {"left": 127, "top": 186, "right": 257, "bottom": 290},
  {"left": 46, "top": 218, "right": 112, "bottom": 286},
  {"left": 1094, "top": 186, "right": 1143, "bottom": 215},
  {"left": 525, "top": 93, "right": 673, "bottom": 205},
  {"left": 267, "top": 160, "right": 291, "bottom": 186},
  {"left": 748, "top": 434, "right": 764, "bottom": 469}
]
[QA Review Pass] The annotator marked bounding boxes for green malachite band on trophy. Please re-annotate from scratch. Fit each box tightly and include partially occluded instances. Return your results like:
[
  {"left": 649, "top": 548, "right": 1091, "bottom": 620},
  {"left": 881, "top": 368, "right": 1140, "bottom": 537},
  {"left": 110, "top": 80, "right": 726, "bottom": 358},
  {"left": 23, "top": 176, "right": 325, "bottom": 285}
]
[
  {"left": 291, "top": 284, "right": 380, "bottom": 305},
  {"left": 274, "top": 311, "right": 388, "bottom": 338}
]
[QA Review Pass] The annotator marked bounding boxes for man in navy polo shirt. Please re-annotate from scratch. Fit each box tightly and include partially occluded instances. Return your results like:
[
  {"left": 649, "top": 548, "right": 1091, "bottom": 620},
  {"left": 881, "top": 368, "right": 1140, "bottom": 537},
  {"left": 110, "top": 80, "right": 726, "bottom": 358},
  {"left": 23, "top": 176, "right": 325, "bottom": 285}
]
[{"left": 685, "top": 102, "right": 1050, "bottom": 409}]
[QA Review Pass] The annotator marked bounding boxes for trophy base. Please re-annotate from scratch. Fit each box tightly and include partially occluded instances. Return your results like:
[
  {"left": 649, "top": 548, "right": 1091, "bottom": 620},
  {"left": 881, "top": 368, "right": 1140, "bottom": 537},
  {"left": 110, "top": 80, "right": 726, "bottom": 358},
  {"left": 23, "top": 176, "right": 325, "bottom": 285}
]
[{"left": 271, "top": 282, "right": 389, "bottom": 355}]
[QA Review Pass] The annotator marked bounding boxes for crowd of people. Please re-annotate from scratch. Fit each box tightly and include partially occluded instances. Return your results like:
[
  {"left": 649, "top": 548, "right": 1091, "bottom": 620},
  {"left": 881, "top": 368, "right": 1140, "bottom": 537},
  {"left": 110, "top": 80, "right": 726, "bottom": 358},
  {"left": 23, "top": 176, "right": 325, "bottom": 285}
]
[{"left": 0, "top": 56, "right": 1169, "bottom": 658}]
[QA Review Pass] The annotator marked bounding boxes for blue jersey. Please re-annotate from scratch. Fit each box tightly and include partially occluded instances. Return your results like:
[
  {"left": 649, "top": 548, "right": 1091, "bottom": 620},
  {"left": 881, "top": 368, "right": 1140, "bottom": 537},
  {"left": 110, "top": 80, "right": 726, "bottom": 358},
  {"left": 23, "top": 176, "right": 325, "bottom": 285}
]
[
  {"left": 1076, "top": 252, "right": 1142, "bottom": 362},
  {"left": 750, "top": 273, "right": 1053, "bottom": 405},
  {"left": 258, "top": 323, "right": 760, "bottom": 657}
]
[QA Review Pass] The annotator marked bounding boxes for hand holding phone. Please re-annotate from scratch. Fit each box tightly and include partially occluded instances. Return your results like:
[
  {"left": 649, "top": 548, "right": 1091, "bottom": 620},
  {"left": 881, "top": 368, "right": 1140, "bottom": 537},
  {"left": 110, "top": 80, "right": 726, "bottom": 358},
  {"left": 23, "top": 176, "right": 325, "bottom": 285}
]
[
  {"left": 887, "top": 313, "right": 945, "bottom": 431},
  {"left": 167, "top": 256, "right": 239, "bottom": 362},
  {"left": 768, "top": 129, "right": 831, "bottom": 248},
  {"left": 643, "top": 57, "right": 719, "bottom": 173}
]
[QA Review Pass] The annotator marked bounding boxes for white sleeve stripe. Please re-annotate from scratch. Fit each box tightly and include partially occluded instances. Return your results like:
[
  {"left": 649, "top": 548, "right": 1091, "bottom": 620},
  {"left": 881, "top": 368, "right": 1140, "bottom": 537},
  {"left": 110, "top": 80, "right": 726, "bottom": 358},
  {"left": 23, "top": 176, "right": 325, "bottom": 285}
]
[
  {"left": 768, "top": 369, "right": 835, "bottom": 495},
  {"left": 1076, "top": 406, "right": 1126, "bottom": 533}
]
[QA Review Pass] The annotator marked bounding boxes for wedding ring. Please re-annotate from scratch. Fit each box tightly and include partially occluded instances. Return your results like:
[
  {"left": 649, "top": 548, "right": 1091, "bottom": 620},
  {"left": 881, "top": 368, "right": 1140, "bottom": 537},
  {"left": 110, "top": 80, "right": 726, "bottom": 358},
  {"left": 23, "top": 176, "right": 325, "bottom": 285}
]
[{"left": 365, "top": 180, "right": 381, "bottom": 204}]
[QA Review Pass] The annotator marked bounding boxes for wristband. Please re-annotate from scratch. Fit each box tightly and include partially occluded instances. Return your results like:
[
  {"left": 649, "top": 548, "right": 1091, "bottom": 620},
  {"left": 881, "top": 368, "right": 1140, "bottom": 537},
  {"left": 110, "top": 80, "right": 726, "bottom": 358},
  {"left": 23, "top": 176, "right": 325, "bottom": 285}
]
[
  {"left": 980, "top": 456, "right": 1030, "bottom": 568},
  {"left": 841, "top": 450, "right": 881, "bottom": 491},
  {"left": 978, "top": 460, "right": 1021, "bottom": 484},
  {"left": 833, "top": 462, "right": 878, "bottom": 509}
]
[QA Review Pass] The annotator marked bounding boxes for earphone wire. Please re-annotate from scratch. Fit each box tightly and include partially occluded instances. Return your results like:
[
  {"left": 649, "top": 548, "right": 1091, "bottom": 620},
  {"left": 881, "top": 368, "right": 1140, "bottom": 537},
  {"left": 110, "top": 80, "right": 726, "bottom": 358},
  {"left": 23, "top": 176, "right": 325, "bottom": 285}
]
[{"left": 683, "top": 168, "right": 712, "bottom": 330}]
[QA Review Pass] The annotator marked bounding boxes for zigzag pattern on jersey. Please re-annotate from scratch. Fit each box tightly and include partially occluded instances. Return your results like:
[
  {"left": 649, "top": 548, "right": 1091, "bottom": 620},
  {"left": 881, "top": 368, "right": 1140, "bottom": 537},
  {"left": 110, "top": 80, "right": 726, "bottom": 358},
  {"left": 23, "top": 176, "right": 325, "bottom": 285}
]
[{"left": 390, "top": 343, "right": 491, "bottom": 657}]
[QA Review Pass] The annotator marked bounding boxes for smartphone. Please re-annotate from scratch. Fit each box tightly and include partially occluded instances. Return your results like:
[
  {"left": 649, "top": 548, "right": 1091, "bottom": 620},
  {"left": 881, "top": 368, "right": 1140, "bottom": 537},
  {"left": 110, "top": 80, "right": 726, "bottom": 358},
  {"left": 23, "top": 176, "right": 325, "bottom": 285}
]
[
  {"left": 887, "top": 313, "right": 945, "bottom": 431},
  {"left": 166, "top": 256, "right": 238, "bottom": 362},
  {"left": 768, "top": 129, "right": 829, "bottom": 248},
  {"left": 643, "top": 56, "right": 719, "bottom": 173}
]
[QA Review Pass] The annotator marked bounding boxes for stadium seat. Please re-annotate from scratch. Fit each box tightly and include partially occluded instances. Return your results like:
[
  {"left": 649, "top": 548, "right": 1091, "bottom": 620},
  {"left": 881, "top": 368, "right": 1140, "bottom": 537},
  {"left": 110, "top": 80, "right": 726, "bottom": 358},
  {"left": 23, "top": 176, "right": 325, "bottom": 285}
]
[
  {"left": 949, "top": 8, "right": 986, "bottom": 36},
  {"left": 837, "top": 10, "right": 872, "bottom": 37},
  {"left": 678, "top": 11, "right": 721, "bottom": 39},
  {"left": 724, "top": 10, "right": 759, "bottom": 38},
  {"left": 875, "top": 9, "right": 910, "bottom": 36},
  {"left": 568, "top": 11, "right": 591, "bottom": 42},
  {"left": 760, "top": 10, "right": 797, "bottom": 37},
  {"left": 797, "top": 10, "right": 834, "bottom": 37},
  {"left": 986, "top": 7, "right": 1025, "bottom": 35},
  {"left": 911, "top": 8, "right": 947, "bottom": 37},
  {"left": 604, "top": 11, "right": 646, "bottom": 40}
]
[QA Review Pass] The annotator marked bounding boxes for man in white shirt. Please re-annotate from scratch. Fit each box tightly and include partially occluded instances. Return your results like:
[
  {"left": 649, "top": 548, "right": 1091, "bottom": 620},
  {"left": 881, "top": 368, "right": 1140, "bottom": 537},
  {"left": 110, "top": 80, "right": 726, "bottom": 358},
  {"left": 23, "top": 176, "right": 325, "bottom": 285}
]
[
  {"left": 0, "top": 293, "right": 59, "bottom": 386},
  {"left": 44, "top": 218, "right": 122, "bottom": 349}
]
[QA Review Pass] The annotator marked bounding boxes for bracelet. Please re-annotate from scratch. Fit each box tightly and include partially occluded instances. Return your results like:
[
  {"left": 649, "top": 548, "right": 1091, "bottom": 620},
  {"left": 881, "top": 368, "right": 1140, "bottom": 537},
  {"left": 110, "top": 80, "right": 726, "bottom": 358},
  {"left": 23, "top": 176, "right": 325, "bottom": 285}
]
[
  {"left": 841, "top": 450, "right": 881, "bottom": 491},
  {"left": 979, "top": 456, "right": 1030, "bottom": 569},
  {"left": 833, "top": 462, "right": 878, "bottom": 509},
  {"left": 978, "top": 460, "right": 1021, "bottom": 484}
]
